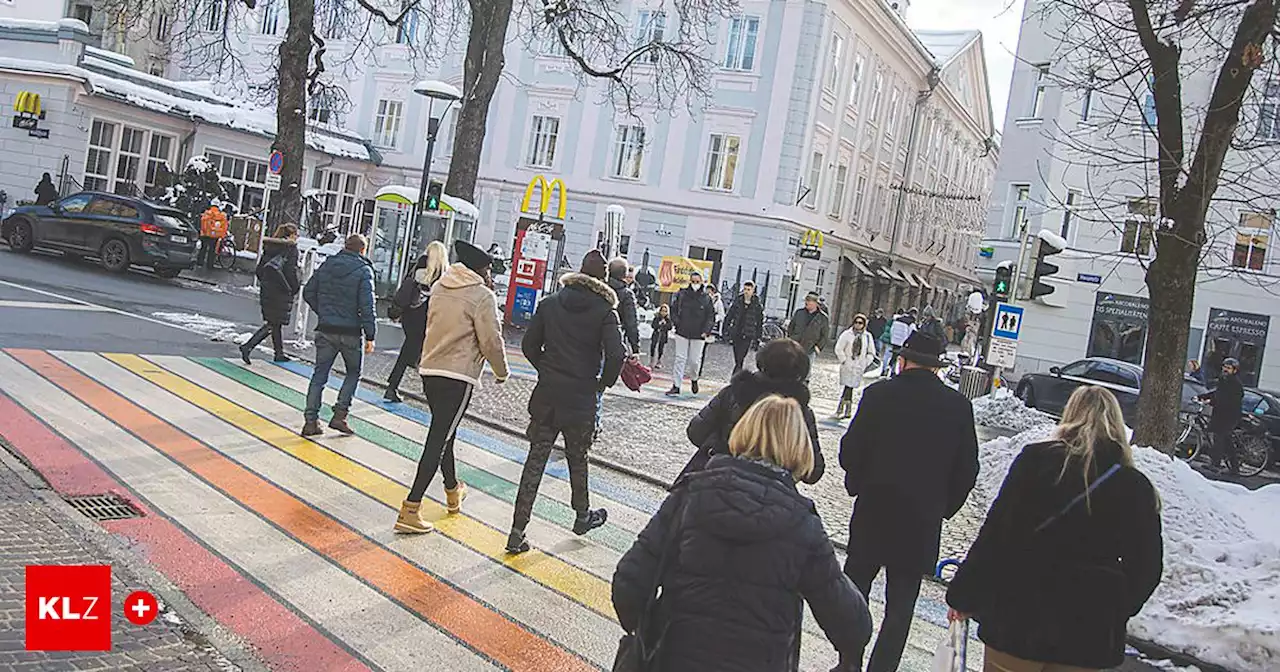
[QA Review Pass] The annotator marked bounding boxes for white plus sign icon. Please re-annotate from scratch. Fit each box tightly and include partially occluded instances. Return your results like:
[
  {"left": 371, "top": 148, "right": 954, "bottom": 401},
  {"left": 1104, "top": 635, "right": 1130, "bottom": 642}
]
[{"left": 124, "top": 590, "right": 158, "bottom": 625}]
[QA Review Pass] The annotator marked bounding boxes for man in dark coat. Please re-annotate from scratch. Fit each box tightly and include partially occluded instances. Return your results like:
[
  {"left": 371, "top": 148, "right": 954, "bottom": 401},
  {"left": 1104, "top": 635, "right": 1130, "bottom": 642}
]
[
  {"left": 507, "top": 250, "right": 625, "bottom": 554},
  {"left": 607, "top": 257, "right": 641, "bottom": 354},
  {"left": 240, "top": 224, "right": 300, "bottom": 364},
  {"left": 1198, "top": 357, "right": 1245, "bottom": 474},
  {"left": 867, "top": 309, "right": 887, "bottom": 355},
  {"left": 667, "top": 271, "right": 716, "bottom": 395},
  {"left": 788, "top": 293, "right": 829, "bottom": 381},
  {"left": 836, "top": 330, "right": 979, "bottom": 672},
  {"left": 723, "top": 281, "right": 764, "bottom": 374}
]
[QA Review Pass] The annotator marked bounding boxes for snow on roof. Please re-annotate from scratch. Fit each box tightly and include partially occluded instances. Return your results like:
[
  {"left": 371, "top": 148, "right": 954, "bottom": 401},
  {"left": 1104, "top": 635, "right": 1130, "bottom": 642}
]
[
  {"left": 84, "top": 46, "right": 134, "bottom": 69},
  {"left": 0, "top": 55, "right": 372, "bottom": 162},
  {"left": 913, "top": 29, "right": 981, "bottom": 67},
  {"left": 0, "top": 18, "right": 89, "bottom": 33},
  {"left": 375, "top": 185, "right": 419, "bottom": 203},
  {"left": 441, "top": 193, "right": 479, "bottom": 220}
]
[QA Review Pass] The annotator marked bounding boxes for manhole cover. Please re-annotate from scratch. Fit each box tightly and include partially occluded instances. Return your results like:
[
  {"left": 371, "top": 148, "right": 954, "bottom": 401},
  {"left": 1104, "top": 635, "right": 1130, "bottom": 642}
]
[{"left": 64, "top": 494, "right": 143, "bottom": 521}]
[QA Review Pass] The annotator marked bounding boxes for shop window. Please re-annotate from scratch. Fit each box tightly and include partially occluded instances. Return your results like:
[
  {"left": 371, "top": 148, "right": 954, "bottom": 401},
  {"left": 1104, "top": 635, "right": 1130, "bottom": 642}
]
[{"left": 1233, "top": 210, "right": 1271, "bottom": 271}]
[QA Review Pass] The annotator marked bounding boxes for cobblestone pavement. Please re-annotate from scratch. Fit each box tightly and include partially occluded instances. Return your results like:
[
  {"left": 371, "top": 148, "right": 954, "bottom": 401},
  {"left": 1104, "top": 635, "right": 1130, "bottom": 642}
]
[{"left": 0, "top": 445, "right": 234, "bottom": 671}]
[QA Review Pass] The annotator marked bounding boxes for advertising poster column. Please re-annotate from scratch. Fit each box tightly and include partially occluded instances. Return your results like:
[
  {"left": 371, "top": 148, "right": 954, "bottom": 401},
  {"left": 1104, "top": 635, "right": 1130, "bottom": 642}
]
[{"left": 505, "top": 175, "right": 567, "bottom": 326}]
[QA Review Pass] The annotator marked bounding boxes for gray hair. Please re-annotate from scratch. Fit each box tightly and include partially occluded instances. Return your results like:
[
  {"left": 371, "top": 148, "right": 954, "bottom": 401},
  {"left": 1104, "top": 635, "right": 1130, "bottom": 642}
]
[{"left": 608, "top": 257, "right": 628, "bottom": 279}]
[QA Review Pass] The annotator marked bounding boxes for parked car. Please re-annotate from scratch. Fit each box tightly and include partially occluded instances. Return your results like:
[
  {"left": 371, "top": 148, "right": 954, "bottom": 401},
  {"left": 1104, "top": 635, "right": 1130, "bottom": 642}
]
[
  {"left": 1244, "top": 388, "right": 1280, "bottom": 459},
  {"left": 1015, "top": 356, "right": 1208, "bottom": 425},
  {"left": 1, "top": 191, "right": 198, "bottom": 278}
]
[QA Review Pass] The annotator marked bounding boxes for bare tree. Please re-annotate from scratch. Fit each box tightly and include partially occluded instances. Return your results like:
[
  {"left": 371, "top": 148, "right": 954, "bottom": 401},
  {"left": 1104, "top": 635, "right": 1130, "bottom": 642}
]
[{"left": 1028, "top": 0, "right": 1278, "bottom": 448}]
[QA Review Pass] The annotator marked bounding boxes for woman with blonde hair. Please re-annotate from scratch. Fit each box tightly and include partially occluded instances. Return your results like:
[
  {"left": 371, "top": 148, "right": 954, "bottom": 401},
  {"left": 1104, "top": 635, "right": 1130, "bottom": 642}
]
[
  {"left": 946, "top": 385, "right": 1164, "bottom": 672},
  {"left": 385, "top": 240, "right": 447, "bottom": 402},
  {"left": 613, "top": 395, "right": 870, "bottom": 671}
]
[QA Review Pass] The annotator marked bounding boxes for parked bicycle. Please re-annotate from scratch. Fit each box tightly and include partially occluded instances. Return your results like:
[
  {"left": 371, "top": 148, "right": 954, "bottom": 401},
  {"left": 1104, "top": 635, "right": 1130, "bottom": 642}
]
[
  {"left": 761, "top": 316, "right": 786, "bottom": 342},
  {"left": 1176, "top": 400, "right": 1272, "bottom": 477},
  {"left": 212, "top": 235, "right": 238, "bottom": 272}
]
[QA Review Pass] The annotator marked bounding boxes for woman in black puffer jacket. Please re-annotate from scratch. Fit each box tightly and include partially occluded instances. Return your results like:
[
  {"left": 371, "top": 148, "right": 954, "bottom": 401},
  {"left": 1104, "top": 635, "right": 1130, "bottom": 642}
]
[
  {"left": 613, "top": 395, "right": 870, "bottom": 672},
  {"left": 240, "top": 224, "right": 300, "bottom": 364},
  {"left": 678, "top": 337, "right": 825, "bottom": 485}
]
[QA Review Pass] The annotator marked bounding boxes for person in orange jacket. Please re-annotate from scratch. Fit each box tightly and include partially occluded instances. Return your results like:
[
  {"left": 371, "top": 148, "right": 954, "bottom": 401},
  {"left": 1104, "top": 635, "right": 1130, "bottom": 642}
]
[{"left": 198, "top": 205, "right": 229, "bottom": 269}]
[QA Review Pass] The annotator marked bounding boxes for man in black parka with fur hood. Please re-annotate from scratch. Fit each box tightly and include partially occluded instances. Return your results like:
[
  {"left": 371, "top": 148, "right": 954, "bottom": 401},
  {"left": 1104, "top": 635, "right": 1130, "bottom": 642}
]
[{"left": 507, "top": 250, "right": 625, "bottom": 554}]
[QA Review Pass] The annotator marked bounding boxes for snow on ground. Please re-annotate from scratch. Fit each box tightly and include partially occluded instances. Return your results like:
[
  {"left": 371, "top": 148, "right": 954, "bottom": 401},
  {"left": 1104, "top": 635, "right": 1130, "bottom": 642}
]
[
  {"left": 973, "top": 430, "right": 1280, "bottom": 671},
  {"left": 970, "top": 387, "right": 1057, "bottom": 433},
  {"left": 234, "top": 250, "right": 258, "bottom": 260},
  {"left": 151, "top": 312, "right": 253, "bottom": 344}
]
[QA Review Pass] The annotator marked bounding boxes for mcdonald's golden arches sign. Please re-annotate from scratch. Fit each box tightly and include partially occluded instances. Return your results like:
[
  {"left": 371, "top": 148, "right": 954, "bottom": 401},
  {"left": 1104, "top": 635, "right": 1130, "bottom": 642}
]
[
  {"left": 798, "top": 229, "right": 824, "bottom": 260},
  {"left": 520, "top": 175, "right": 567, "bottom": 220}
]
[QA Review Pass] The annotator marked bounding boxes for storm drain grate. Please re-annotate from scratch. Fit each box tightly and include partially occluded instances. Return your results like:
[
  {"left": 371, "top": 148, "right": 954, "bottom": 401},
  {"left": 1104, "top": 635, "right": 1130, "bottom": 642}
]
[{"left": 63, "top": 494, "right": 143, "bottom": 521}]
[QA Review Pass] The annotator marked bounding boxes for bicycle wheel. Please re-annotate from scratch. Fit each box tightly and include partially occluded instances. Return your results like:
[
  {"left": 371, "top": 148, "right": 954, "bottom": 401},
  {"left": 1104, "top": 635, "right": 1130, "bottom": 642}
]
[
  {"left": 1234, "top": 433, "right": 1270, "bottom": 477},
  {"left": 217, "top": 249, "right": 236, "bottom": 271},
  {"left": 1174, "top": 414, "right": 1199, "bottom": 461}
]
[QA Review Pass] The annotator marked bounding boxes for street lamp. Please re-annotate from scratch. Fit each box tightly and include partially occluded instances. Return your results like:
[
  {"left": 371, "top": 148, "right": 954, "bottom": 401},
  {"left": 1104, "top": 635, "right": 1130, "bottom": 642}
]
[{"left": 412, "top": 79, "right": 462, "bottom": 225}]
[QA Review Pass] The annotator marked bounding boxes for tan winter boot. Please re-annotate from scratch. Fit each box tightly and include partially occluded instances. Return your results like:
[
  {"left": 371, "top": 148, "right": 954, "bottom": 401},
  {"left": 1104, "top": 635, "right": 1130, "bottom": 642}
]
[
  {"left": 394, "top": 500, "right": 434, "bottom": 534},
  {"left": 445, "top": 483, "right": 468, "bottom": 514}
]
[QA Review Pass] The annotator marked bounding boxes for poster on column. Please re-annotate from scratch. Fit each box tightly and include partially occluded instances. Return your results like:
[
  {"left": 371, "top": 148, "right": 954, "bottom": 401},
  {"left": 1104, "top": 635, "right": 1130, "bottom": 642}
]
[{"left": 505, "top": 217, "right": 562, "bottom": 326}]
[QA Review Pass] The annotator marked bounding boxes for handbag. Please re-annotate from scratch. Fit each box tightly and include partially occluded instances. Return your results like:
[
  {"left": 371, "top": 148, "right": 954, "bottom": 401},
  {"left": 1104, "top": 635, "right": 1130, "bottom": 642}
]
[
  {"left": 621, "top": 357, "right": 652, "bottom": 392},
  {"left": 613, "top": 500, "right": 686, "bottom": 672},
  {"left": 930, "top": 620, "right": 969, "bottom": 672}
]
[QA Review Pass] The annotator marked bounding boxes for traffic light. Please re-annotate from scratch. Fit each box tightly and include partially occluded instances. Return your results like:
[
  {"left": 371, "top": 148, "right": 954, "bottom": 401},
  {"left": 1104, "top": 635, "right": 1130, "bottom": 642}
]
[
  {"left": 1030, "top": 230, "right": 1065, "bottom": 299},
  {"left": 425, "top": 181, "right": 443, "bottom": 211},
  {"left": 993, "top": 263, "right": 1012, "bottom": 302}
]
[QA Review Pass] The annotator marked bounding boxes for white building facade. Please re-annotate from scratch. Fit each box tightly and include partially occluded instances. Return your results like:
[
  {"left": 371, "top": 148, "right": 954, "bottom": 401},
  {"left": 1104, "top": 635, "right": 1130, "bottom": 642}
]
[{"left": 981, "top": 0, "right": 1280, "bottom": 389}]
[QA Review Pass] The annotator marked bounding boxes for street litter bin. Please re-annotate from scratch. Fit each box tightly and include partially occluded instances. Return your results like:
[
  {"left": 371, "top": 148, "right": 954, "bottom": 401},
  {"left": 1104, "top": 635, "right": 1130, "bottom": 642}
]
[{"left": 959, "top": 366, "right": 990, "bottom": 399}]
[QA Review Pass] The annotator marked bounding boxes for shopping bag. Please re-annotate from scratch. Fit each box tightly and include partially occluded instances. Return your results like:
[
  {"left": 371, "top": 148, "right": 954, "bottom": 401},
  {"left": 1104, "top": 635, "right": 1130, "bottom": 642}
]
[
  {"left": 930, "top": 619, "right": 968, "bottom": 672},
  {"left": 621, "top": 357, "right": 652, "bottom": 391}
]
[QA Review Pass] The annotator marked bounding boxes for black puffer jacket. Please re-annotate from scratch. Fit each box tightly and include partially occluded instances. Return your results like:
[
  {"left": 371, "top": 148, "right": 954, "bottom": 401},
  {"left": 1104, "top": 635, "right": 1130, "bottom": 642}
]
[
  {"left": 723, "top": 294, "right": 764, "bottom": 345},
  {"left": 947, "top": 440, "right": 1163, "bottom": 669},
  {"left": 672, "top": 286, "right": 716, "bottom": 339},
  {"left": 613, "top": 455, "right": 871, "bottom": 672},
  {"left": 680, "top": 370, "right": 825, "bottom": 484},
  {"left": 255, "top": 238, "right": 300, "bottom": 324},
  {"left": 608, "top": 276, "right": 640, "bottom": 353},
  {"left": 523, "top": 273, "right": 626, "bottom": 426}
]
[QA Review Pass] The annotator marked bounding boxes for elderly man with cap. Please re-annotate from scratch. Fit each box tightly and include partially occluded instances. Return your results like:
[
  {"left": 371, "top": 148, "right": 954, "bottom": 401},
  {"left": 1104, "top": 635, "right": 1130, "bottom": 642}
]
[
  {"left": 834, "top": 330, "right": 979, "bottom": 672},
  {"left": 788, "top": 292, "right": 830, "bottom": 376},
  {"left": 505, "top": 249, "right": 624, "bottom": 553},
  {"left": 395, "top": 240, "right": 510, "bottom": 535}
]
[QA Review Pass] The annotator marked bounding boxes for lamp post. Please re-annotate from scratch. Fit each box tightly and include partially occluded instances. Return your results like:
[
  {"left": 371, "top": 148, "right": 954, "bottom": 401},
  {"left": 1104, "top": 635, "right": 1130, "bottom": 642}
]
[{"left": 411, "top": 79, "right": 462, "bottom": 229}]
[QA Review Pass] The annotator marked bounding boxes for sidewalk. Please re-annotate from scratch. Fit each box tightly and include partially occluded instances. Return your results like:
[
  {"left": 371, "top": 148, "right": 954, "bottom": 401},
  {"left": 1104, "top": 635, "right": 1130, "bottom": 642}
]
[{"left": 0, "top": 442, "right": 240, "bottom": 671}]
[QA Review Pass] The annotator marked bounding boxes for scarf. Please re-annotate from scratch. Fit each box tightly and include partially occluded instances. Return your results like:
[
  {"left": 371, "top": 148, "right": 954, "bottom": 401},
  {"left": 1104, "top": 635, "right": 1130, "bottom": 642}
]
[{"left": 851, "top": 329, "right": 865, "bottom": 357}]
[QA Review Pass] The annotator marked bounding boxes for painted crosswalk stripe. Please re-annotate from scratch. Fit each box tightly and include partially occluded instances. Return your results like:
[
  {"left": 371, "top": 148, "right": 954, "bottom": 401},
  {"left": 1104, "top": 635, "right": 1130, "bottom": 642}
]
[{"left": 9, "top": 349, "right": 595, "bottom": 672}]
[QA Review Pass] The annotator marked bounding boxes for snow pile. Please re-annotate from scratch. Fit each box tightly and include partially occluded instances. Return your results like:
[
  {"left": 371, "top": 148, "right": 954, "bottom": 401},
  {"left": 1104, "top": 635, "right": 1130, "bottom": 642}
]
[
  {"left": 971, "top": 387, "right": 1057, "bottom": 432},
  {"left": 151, "top": 312, "right": 252, "bottom": 344},
  {"left": 973, "top": 432, "right": 1280, "bottom": 671}
]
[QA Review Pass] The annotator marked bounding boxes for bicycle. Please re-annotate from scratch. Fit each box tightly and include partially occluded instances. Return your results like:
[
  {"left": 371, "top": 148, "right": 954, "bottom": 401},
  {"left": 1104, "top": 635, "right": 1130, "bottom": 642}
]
[
  {"left": 761, "top": 316, "right": 786, "bottom": 342},
  {"left": 211, "top": 235, "right": 237, "bottom": 272},
  {"left": 1176, "top": 400, "right": 1271, "bottom": 477}
]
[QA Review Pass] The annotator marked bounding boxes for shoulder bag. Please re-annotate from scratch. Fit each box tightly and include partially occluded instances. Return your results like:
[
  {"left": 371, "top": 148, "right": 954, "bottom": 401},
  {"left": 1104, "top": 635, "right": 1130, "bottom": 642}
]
[{"left": 613, "top": 499, "right": 687, "bottom": 672}]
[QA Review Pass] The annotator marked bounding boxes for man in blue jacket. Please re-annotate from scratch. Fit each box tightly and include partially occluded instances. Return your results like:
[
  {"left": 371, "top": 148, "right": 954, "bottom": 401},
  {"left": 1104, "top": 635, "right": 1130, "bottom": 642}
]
[{"left": 301, "top": 233, "right": 376, "bottom": 437}]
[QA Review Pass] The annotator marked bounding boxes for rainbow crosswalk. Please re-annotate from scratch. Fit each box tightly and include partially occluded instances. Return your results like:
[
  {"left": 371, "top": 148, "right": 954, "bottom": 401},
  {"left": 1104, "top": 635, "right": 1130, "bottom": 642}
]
[{"left": 0, "top": 349, "right": 975, "bottom": 671}]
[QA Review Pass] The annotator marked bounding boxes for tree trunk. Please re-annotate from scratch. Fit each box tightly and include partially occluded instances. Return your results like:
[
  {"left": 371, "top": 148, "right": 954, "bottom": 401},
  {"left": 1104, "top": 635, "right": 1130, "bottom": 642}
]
[
  {"left": 270, "top": 0, "right": 315, "bottom": 233},
  {"left": 444, "top": 0, "right": 513, "bottom": 202}
]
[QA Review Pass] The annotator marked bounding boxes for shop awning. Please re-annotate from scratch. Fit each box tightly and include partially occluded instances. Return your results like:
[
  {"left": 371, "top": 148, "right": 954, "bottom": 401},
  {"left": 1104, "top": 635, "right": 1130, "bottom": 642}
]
[
  {"left": 877, "top": 268, "right": 897, "bottom": 281},
  {"left": 912, "top": 273, "right": 933, "bottom": 290},
  {"left": 897, "top": 270, "right": 919, "bottom": 287},
  {"left": 843, "top": 253, "right": 874, "bottom": 277}
]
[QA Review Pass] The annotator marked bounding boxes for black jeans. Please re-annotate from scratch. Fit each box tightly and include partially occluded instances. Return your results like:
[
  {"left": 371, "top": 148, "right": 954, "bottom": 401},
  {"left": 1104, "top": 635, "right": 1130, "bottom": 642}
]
[
  {"left": 511, "top": 417, "right": 594, "bottom": 534},
  {"left": 244, "top": 323, "right": 284, "bottom": 356},
  {"left": 387, "top": 306, "right": 427, "bottom": 392},
  {"left": 841, "top": 385, "right": 855, "bottom": 402},
  {"left": 649, "top": 333, "right": 667, "bottom": 360},
  {"left": 406, "top": 376, "right": 472, "bottom": 502},
  {"left": 1211, "top": 427, "right": 1239, "bottom": 471},
  {"left": 198, "top": 236, "right": 217, "bottom": 269},
  {"left": 842, "top": 552, "right": 923, "bottom": 672},
  {"left": 732, "top": 339, "right": 751, "bottom": 373}
]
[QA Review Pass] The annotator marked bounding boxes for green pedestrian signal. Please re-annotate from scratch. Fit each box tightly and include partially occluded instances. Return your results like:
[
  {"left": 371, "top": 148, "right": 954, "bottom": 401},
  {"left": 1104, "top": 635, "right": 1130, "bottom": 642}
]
[
  {"left": 425, "top": 182, "right": 443, "bottom": 211},
  {"left": 993, "top": 264, "right": 1012, "bottom": 301}
]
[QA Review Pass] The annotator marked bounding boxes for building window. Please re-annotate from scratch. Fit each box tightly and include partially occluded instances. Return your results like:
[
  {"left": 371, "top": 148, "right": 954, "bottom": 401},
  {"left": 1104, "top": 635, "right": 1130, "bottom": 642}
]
[
  {"left": 526, "top": 115, "right": 560, "bottom": 168},
  {"left": 144, "top": 134, "right": 173, "bottom": 193},
  {"left": 1081, "top": 77, "right": 1095, "bottom": 121},
  {"left": 373, "top": 99, "right": 404, "bottom": 148},
  {"left": 611, "top": 124, "right": 646, "bottom": 179},
  {"left": 1061, "top": 189, "right": 1079, "bottom": 238},
  {"left": 73, "top": 3, "right": 93, "bottom": 25},
  {"left": 259, "top": 0, "right": 282, "bottom": 35},
  {"left": 84, "top": 120, "right": 116, "bottom": 192},
  {"left": 634, "top": 10, "right": 666, "bottom": 62},
  {"left": 1030, "top": 63, "right": 1049, "bottom": 118},
  {"left": 1234, "top": 211, "right": 1272, "bottom": 271},
  {"left": 207, "top": 151, "right": 268, "bottom": 214},
  {"left": 1121, "top": 197, "right": 1156, "bottom": 256},
  {"left": 318, "top": 0, "right": 353, "bottom": 40},
  {"left": 154, "top": 10, "right": 171, "bottom": 41},
  {"left": 308, "top": 96, "right": 333, "bottom": 125},
  {"left": 723, "top": 15, "right": 759, "bottom": 71},
  {"left": 311, "top": 169, "right": 362, "bottom": 234},
  {"left": 703, "top": 133, "right": 741, "bottom": 191},
  {"left": 200, "top": 0, "right": 222, "bottom": 32},
  {"left": 848, "top": 54, "right": 865, "bottom": 109},
  {"left": 851, "top": 173, "right": 867, "bottom": 224},
  {"left": 803, "top": 151, "right": 823, "bottom": 209},
  {"left": 1006, "top": 184, "right": 1030, "bottom": 239},
  {"left": 829, "top": 162, "right": 848, "bottom": 218},
  {"left": 826, "top": 35, "right": 843, "bottom": 92},
  {"left": 1259, "top": 81, "right": 1280, "bottom": 142},
  {"left": 395, "top": 1, "right": 419, "bottom": 44},
  {"left": 885, "top": 88, "right": 901, "bottom": 139},
  {"left": 687, "top": 245, "right": 724, "bottom": 287},
  {"left": 113, "top": 130, "right": 142, "bottom": 196},
  {"left": 869, "top": 71, "right": 884, "bottom": 123}
]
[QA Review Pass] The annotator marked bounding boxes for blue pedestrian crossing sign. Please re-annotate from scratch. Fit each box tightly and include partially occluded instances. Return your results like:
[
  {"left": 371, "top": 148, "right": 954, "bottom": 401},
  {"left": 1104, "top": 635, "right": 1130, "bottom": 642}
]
[{"left": 992, "top": 302, "right": 1024, "bottom": 341}]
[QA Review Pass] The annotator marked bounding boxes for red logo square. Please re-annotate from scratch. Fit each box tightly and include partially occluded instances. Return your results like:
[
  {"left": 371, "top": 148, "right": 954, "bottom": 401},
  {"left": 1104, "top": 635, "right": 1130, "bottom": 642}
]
[{"left": 25, "top": 565, "right": 112, "bottom": 651}]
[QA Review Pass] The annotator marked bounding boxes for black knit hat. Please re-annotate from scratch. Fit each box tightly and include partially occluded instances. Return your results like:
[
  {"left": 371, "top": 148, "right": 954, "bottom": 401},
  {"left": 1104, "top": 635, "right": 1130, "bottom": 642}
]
[
  {"left": 454, "top": 240, "right": 492, "bottom": 273},
  {"left": 581, "top": 249, "right": 608, "bottom": 280}
]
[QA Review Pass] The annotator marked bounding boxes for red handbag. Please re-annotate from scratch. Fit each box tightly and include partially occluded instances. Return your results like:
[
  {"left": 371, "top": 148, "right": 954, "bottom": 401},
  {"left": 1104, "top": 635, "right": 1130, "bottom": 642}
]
[{"left": 620, "top": 357, "right": 652, "bottom": 391}]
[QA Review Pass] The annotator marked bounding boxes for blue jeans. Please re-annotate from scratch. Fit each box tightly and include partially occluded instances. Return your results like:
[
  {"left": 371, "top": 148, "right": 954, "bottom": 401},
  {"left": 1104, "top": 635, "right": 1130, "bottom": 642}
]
[{"left": 305, "top": 331, "right": 364, "bottom": 422}]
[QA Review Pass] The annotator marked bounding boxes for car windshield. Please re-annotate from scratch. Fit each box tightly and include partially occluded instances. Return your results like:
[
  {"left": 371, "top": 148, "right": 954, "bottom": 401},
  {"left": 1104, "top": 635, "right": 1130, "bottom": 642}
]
[{"left": 154, "top": 213, "right": 192, "bottom": 232}]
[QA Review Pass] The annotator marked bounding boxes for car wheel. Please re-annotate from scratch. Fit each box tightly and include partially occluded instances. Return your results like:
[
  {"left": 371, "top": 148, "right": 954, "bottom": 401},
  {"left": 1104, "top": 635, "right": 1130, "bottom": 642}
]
[
  {"left": 154, "top": 267, "right": 182, "bottom": 279},
  {"left": 8, "top": 219, "right": 34, "bottom": 252},
  {"left": 100, "top": 239, "right": 130, "bottom": 273},
  {"left": 1017, "top": 382, "right": 1037, "bottom": 408}
]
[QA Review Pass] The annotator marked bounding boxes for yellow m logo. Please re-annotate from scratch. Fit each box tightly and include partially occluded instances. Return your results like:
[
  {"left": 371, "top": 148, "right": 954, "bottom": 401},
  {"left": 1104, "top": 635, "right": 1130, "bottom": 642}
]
[
  {"left": 520, "top": 175, "right": 567, "bottom": 220},
  {"left": 801, "top": 229, "right": 824, "bottom": 248},
  {"left": 14, "top": 91, "right": 41, "bottom": 117}
]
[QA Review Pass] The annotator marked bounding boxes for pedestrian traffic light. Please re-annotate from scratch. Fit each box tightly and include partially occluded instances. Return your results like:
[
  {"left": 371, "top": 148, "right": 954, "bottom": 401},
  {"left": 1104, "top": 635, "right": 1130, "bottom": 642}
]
[
  {"left": 993, "top": 263, "right": 1012, "bottom": 302},
  {"left": 1030, "top": 230, "right": 1065, "bottom": 299},
  {"left": 425, "top": 181, "right": 443, "bottom": 211}
]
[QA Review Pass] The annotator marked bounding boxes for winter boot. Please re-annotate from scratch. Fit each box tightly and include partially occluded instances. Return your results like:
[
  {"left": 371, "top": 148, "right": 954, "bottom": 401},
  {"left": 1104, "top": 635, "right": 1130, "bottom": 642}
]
[
  {"left": 691, "top": 380, "right": 700, "bottom": 394},
  {"left": 572, "top": 508, "right": 608, "bottom": 535},
  {"left": 273, "top": 353, "right": 291, "bottom": 363},
  {"left": 665, "top": 385, "right": 680, "bottom": 396},
  {"left": 300, "top": 420, "right": 323, "bottom": 437},
  {"left": 328, "top": 410, "right": 355, "bottom": 435},
  {"left": 394, "top": 500, "right": 434, "bottom": 534},
  {"left": 384, "top": 389, "right": 402, "bottom": 403},
  {"left": 832, "top": 400, "right": 846, "bottom": 419},
  {"left": 239, "top": 344, "right": 252, "bottom": 365},
  {"left": 505, "top": 529, "right": 530, "bottom": 555},
  {"left": 653, "top": 358, "right": 662, "bottom": 370},
  {"left": 445, "top": 483, "right": 468, "bottom": 514}
]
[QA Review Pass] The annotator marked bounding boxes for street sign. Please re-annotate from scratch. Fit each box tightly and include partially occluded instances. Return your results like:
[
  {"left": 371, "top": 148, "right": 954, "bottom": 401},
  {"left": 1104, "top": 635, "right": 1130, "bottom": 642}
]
[
  {"left": 988, "top": 336, "right": 1018, "bottom": 368},
  {"left": 1077, "top": 273, "right": 1102, "bottom": 284},
  {"left": 264, "top": 173, "right": 281, "bottom": 190},
  {"left": 268, "top": 150, "right": 284, "bottom": 174},
  {"left": 992, "top": 302, "right": 1024, "bottom": 341}
]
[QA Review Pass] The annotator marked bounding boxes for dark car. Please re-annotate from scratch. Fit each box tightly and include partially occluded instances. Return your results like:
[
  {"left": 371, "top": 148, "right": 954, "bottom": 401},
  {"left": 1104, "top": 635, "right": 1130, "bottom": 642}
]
[
  {"left": 1016, "top": 356, "right": 1208, "bottom": 425},
  {"left": 2, "top": 192, "right": 198, "bottom": 278},
  {"left": 1244, "top": 389, "right": 1280, "bottom": 459}
]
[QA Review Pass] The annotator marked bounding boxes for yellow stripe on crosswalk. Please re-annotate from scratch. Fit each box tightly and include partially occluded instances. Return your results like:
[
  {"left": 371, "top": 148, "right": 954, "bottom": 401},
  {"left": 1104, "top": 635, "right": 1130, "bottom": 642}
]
[{"left": 104, "top": 353, "right": 617, "bottom": 620}]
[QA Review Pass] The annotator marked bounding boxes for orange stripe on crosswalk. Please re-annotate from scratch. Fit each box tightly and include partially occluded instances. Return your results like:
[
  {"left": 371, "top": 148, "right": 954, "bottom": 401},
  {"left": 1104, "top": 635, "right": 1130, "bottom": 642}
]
[{"left": 6, "top": 349, "right": 597, "bottom": 672}]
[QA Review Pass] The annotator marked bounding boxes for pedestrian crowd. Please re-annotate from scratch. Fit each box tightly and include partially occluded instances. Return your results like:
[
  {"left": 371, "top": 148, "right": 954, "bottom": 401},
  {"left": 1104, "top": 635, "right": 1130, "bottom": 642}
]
[{"left": 236, "top": 235, "right": 1166, "bottom": 672}]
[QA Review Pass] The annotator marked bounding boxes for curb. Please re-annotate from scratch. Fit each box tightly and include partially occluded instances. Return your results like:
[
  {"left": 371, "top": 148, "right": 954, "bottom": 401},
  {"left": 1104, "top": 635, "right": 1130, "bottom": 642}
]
[{"left": 0, "top": 438, "right": 269, "bottom": 672}]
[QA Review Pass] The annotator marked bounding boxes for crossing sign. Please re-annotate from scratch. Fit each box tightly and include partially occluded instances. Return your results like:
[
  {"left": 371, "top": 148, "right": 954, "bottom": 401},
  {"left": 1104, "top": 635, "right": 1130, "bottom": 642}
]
[{"left": 992, "top": 302, "right": 1024, "bottom": 341}]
